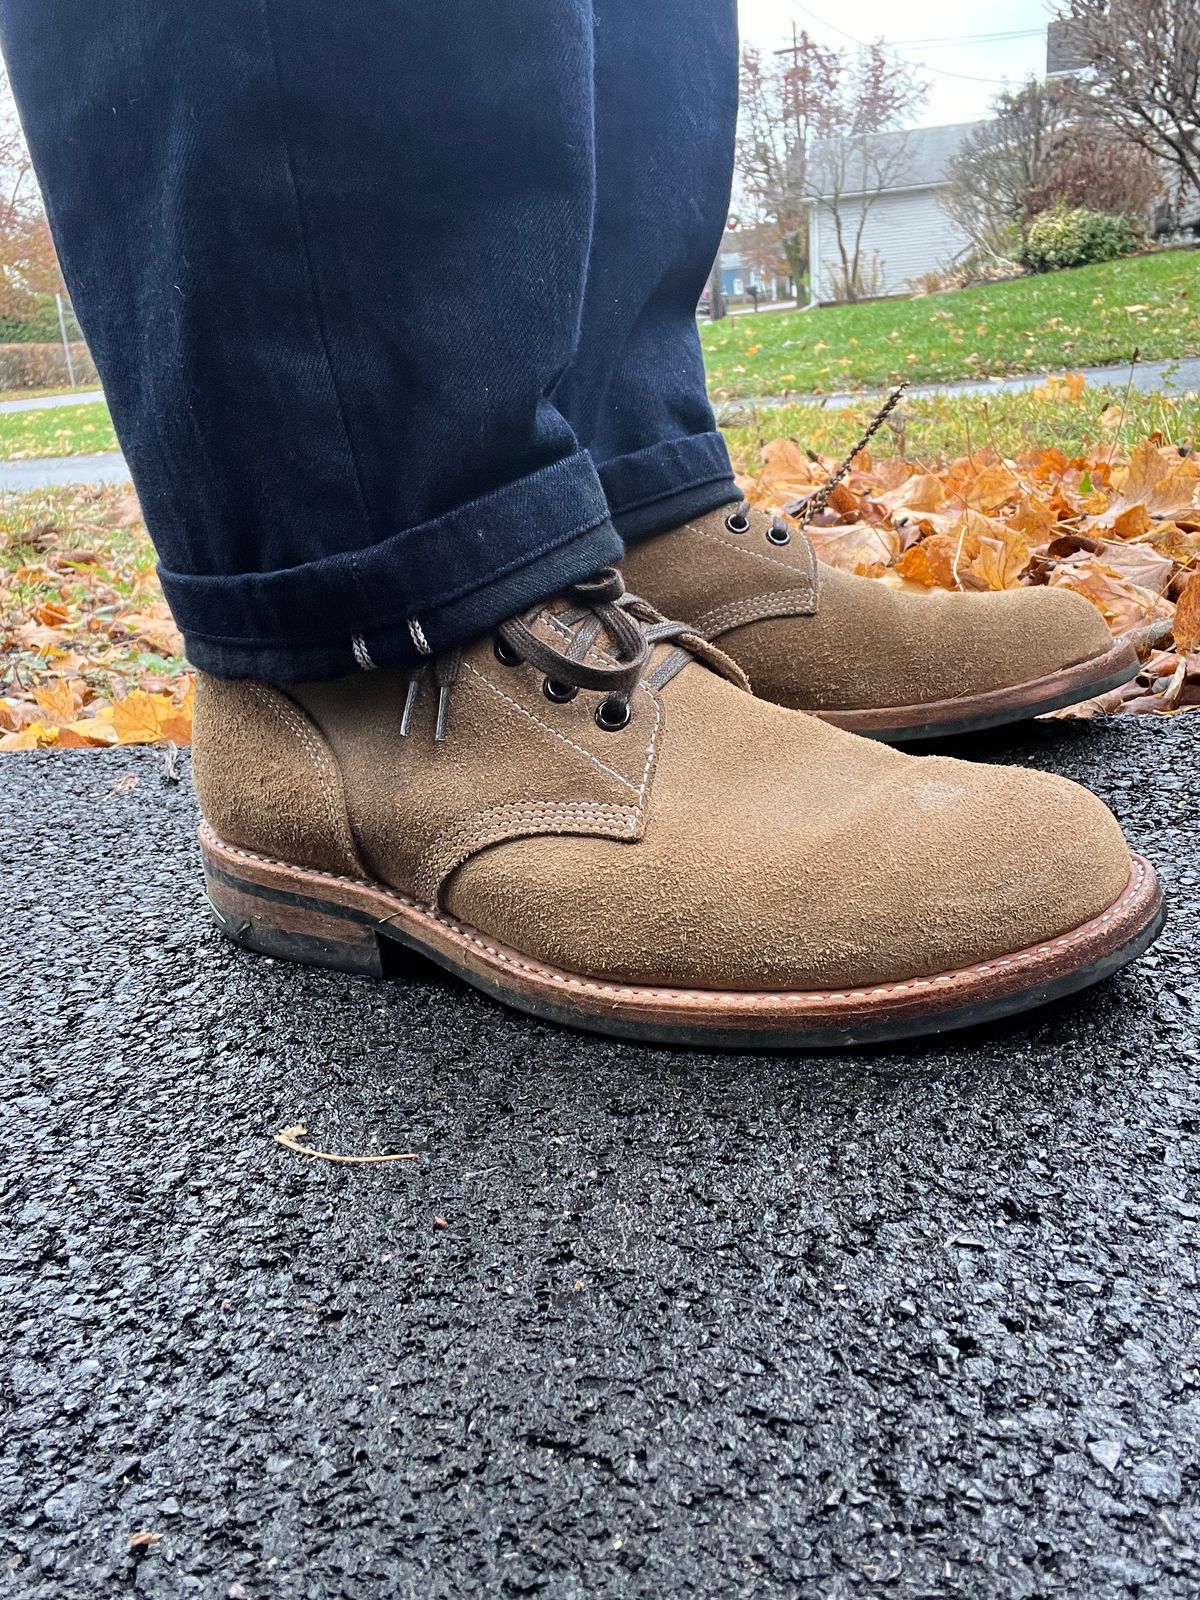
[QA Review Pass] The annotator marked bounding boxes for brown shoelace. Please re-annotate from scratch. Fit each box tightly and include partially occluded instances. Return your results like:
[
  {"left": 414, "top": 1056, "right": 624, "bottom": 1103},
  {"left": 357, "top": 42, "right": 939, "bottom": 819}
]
[{"left": 402, "top": 567, "right": 745, "bottom": 742}]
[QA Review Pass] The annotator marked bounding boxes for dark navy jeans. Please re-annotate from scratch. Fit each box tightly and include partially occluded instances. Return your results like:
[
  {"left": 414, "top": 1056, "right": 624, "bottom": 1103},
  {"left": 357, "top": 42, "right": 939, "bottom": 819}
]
[{"left": 0, "top": 0, "right": 740, "bottom": 679}]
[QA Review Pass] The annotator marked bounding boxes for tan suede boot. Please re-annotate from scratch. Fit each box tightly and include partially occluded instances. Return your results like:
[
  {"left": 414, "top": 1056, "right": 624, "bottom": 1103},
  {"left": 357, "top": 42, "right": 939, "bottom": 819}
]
[
  {"left": 620, "top": 504, "right": 1139, "bottom": 741},
  {"left": 193, "top": 570, "right": 1162, "bottom": 1048}
]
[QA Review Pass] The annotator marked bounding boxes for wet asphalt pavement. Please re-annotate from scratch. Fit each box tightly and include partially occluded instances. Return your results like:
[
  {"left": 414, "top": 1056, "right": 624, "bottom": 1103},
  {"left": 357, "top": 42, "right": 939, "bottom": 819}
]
[{"left": 2, "top": 718, "right": 1198, "bottom": 1599}]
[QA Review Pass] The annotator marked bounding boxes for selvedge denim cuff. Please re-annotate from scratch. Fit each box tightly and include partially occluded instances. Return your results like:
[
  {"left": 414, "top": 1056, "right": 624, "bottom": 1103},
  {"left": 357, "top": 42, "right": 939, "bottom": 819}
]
[
  {"left": 598, "top": 431, "right": 741, "bottom": 544},
  {"left": 162, "top": 450, "right": 622, "bottom": 682}
]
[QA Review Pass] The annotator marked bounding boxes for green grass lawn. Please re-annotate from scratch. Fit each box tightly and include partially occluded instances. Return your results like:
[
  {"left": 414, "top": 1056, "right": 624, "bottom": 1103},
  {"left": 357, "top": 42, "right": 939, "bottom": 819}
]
[
  {"left": 0, "top": 401, "right": 118, "bottom": 460},
  {"left": 701, "top": 249, "right": 1200, "bottom": 399},
  {"left": 721, "top": 384, "right": 1200, "bottom": 478}
]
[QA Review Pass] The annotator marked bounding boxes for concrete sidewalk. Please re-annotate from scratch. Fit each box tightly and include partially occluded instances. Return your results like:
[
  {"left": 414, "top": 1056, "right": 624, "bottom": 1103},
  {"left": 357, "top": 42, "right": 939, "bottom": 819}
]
[
  {"left": 3, "top": 714, "right": 1198, "bottom": 1597},
  {"left": 714, "top": 355, "right": 1200, "bottom": 420},
  {"left": 0, "top": 450, "right": 129, "bottom": 490},
  {"left": 2, "top": 356, "right": 1197, "bottom": 491},
  {"left": 0, "top": 389, "right": 105, "bottom": 415}
]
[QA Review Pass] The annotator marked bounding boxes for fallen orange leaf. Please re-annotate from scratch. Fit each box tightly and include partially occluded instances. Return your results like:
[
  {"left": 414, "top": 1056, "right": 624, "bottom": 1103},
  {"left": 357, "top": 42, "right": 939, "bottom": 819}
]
[
  {"left": 1174, "top": 572, "right": 1200, "bottom": 655},
  {"left": 32, "top": 680, "right": 81, "bottom": 725},
  {"left": 109, "top": 690, "right": 170, "bottom": 745}
]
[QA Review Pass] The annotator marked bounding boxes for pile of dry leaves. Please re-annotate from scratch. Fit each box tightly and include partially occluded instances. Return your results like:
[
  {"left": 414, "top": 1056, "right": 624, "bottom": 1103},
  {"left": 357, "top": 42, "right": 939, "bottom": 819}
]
[
  {"left": 2, "top": 421, "right": 1199, "bottom": 749},
  {"left": 0, "top": 487, "right": 192, "bottom": 750},
  {"left": 739, "top": 430, "right": 1200, "bottom": 718}
]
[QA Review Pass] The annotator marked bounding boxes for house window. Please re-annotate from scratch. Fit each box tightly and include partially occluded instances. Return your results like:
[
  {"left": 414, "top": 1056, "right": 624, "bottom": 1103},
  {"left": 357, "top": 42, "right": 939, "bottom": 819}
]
[{"left": 733, "top": 277, "right": 744, "bottom": 295}]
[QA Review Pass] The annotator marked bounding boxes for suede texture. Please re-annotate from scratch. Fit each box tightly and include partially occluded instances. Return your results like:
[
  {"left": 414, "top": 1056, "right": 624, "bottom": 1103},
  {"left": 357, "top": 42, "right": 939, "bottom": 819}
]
[
  {"left": 191, "top": 609, "right": 1133, "bottom": 992},
  {"left": 445, "top": 663, "right": 1132, "bottom": 988},
  {"left": 289, "top": 618, "right": 662, "bottom": 906},
  {"left": 192, "top": 676, "right": 367, "bottom": 879},
  {"left": 620, "top": 506, "right": 1114, "bottom": 710}
]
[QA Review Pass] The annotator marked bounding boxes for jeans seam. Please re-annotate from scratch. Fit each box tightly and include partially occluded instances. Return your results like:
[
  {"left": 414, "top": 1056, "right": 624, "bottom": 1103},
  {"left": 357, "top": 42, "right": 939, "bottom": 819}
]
[{"left": 258, "top": 0, "right": 378, "bottom": 552}]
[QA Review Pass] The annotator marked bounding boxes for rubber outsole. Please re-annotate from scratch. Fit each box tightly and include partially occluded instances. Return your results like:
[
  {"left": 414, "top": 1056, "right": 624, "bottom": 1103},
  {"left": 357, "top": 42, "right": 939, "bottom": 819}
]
[
  {"left": 815, "top": 639, "right": 1139, "bottom": 743},
  {"left": 199, "top": 824, "right": 1164, "bottom": 1051}
]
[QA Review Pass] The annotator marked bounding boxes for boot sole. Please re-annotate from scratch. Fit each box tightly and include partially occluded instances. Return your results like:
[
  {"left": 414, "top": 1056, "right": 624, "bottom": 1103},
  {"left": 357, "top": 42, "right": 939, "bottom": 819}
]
[
  {"left": 815, "top": 638, "right": 1138, "bottom": 743},
  {"left": 198, "top": 823, "right": 1164, "bottom": 1050}
]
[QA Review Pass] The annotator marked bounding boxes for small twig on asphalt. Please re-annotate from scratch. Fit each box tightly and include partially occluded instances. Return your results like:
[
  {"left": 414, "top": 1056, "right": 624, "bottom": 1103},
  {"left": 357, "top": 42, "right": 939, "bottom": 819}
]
[
  {"left": 273, "top": 1124, "right": 420, "bottom": 1165},
  {"left": 161, "top": 741, "right": 182, "bottom": 783}
]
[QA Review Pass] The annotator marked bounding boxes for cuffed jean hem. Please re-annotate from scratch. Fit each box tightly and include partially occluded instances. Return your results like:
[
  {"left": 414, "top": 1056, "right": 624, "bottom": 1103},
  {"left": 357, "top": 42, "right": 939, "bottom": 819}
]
[
  {"left": 162, "top": 450, "right": 624, "bottom": 681},
  {"left": 598, "top": 431, "right": 741, "bottom": 544}
]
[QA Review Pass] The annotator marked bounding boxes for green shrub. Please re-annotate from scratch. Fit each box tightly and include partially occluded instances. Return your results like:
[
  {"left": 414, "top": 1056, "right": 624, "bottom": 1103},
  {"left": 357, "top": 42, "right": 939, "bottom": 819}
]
[
  {"left": 1019, "top": 204, "right": 1138, "bottom": 273},
  {"left": 0, "top": 341, "right": 98, "bottom": 389}
]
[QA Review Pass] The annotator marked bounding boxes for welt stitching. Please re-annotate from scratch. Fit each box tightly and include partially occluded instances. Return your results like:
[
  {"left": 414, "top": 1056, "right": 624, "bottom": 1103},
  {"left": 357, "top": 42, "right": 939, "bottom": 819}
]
[{"left": 207, "top": 827, "right": 1147, "bottom": 1006}]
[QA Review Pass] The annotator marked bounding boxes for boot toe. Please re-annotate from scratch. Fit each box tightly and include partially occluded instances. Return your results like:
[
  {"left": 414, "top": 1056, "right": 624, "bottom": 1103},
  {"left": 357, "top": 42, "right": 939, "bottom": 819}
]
[
  {"left": 443, "top": 692, "right": 1135, "bottom": 994},
  {"left": 988, "top": 584, "right": 1115, "bottom": 678}
]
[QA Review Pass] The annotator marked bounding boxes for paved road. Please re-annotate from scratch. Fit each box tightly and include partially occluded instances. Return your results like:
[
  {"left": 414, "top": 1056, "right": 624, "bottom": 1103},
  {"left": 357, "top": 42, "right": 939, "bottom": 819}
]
[
  {"left": 3, "top": 715, "right": 1198, "bottom": 1597},
  {"left": 2, "top": 355, "right": 1198, "bottom": 490},
  {"left": 714, "top": 356, "right": 1200, "bottom": 420},
  {"left": 0, "top": 390, "right": 105, "bottom": 415},
  {"left": 0, "top": 451, "right": 129, "bottom": 490}
]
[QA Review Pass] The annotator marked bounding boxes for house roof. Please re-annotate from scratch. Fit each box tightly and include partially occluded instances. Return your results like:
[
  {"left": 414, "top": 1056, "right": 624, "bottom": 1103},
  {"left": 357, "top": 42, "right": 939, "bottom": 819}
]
[
  {"left": 807, "top": 120, "right": 985, "bottom": 201},
  {"left": 1047, "top": 17, "right": 1090, "bottom": 75}
]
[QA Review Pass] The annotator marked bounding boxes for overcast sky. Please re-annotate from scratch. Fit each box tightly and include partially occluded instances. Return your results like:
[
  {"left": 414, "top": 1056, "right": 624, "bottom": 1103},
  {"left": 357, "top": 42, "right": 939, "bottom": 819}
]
[{"left": 737, "top": 0, "right": 1056, "bottom": 126}]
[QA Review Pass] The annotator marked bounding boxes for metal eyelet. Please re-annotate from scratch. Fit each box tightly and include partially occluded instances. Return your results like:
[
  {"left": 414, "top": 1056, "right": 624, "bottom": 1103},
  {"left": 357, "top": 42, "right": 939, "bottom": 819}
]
[
  {"left": 595, "top": 695, "right": 632, "bottom": 732},
  {"left": 494, "top": 637, "right": 522, "bottom": 668},
  {"left": 543, "top": 677, "right": 578, "bottom": 704},
  {"left": 725, "top": 511, "right": 750, "bottom": 534},
  {"left": 766, "top": 524, "right": 791, "bottom": 546}
]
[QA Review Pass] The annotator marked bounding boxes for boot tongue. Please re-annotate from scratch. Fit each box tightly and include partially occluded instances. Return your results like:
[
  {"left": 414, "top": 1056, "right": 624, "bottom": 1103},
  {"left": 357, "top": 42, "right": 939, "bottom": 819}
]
[{"left": 524, "top": 590, "right": 751, "bottom": 697}]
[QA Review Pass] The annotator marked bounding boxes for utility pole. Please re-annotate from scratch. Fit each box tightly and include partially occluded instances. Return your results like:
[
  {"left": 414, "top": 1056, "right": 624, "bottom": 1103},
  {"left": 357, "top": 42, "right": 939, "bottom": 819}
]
[
  {"left": 708, "top": 211, "right": 741, "bottom": 321},
  {"left": 707, "top": 254, "right": 726, "bottom": 321},
  {"left": 55, "top": 293, "right": 77, "bottom": 388},
  {"left": 775, "top": 21, "right": 802, "bottom": 66}
]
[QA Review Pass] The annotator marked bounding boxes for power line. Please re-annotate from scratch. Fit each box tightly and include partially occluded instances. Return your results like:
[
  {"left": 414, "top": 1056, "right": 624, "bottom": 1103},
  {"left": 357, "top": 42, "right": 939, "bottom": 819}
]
[
  {"left": 778, "top": 5, "right": 1036, "bottom": 85},
  {"left": 889, "top": 28, "right": 1045, "bottom": 47}
]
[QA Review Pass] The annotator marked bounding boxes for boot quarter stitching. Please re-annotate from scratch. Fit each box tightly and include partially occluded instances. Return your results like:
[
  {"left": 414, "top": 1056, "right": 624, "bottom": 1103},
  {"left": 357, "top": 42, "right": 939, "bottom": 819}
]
[
  {"left": 697, "top": 590, "right": 820, "bottom": 635},
  {"left": 245, "top": 684, "right": 361, "bottom": 871},
  {"left": 686, "top": 523, "right": 818, "bottom": 587},
  {"left": 208, "top": 830, "right": 1146, "bottom": 1005},
  {"left": 465, "top": 663, "right": 659, "bottom": 798},
  {"left": 534, "top": 620, "right": 664, "bottom": 801},
  {"left": 423, "top": 801, "right": 639, "bottom": 901}
]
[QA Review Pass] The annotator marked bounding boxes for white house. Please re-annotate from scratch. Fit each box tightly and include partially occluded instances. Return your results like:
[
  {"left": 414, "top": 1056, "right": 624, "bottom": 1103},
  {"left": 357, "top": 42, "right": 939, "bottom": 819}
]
[{"left": 805, "top": 121, "right": 984, "bottom": 303}]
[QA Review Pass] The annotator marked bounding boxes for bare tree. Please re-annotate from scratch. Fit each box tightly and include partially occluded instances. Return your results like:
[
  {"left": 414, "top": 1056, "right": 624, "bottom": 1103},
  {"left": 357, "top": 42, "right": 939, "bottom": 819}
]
[
  {"left": 1061, "top": 0, "right": 1200, "bottom": 199},
  {"left": 942, "top": 78, "right": 1078, "bottom": 260},
  {"left": 736, "top": 220, "right": 795, "bottom": 297},
  {"left": 736, "top": 33, "right": 925, "bottom": 298},
  {"left": 0, "top": 75, "right": 63, "bottom": 326},
  {"left": 736, "top": 35, "right": 837, "bottom": 290},
  {"left": 810, "top": 124, "right": 915, "bottom": 301},
  {"left": 1023, "top": 135, "right": 1163, "bottom": 223}
]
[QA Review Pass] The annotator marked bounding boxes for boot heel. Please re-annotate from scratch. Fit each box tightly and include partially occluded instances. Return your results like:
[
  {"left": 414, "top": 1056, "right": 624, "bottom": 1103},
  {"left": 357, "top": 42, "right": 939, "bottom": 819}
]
[{"left": 200, "top": 833, "right": 386, "bottom": 977}]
